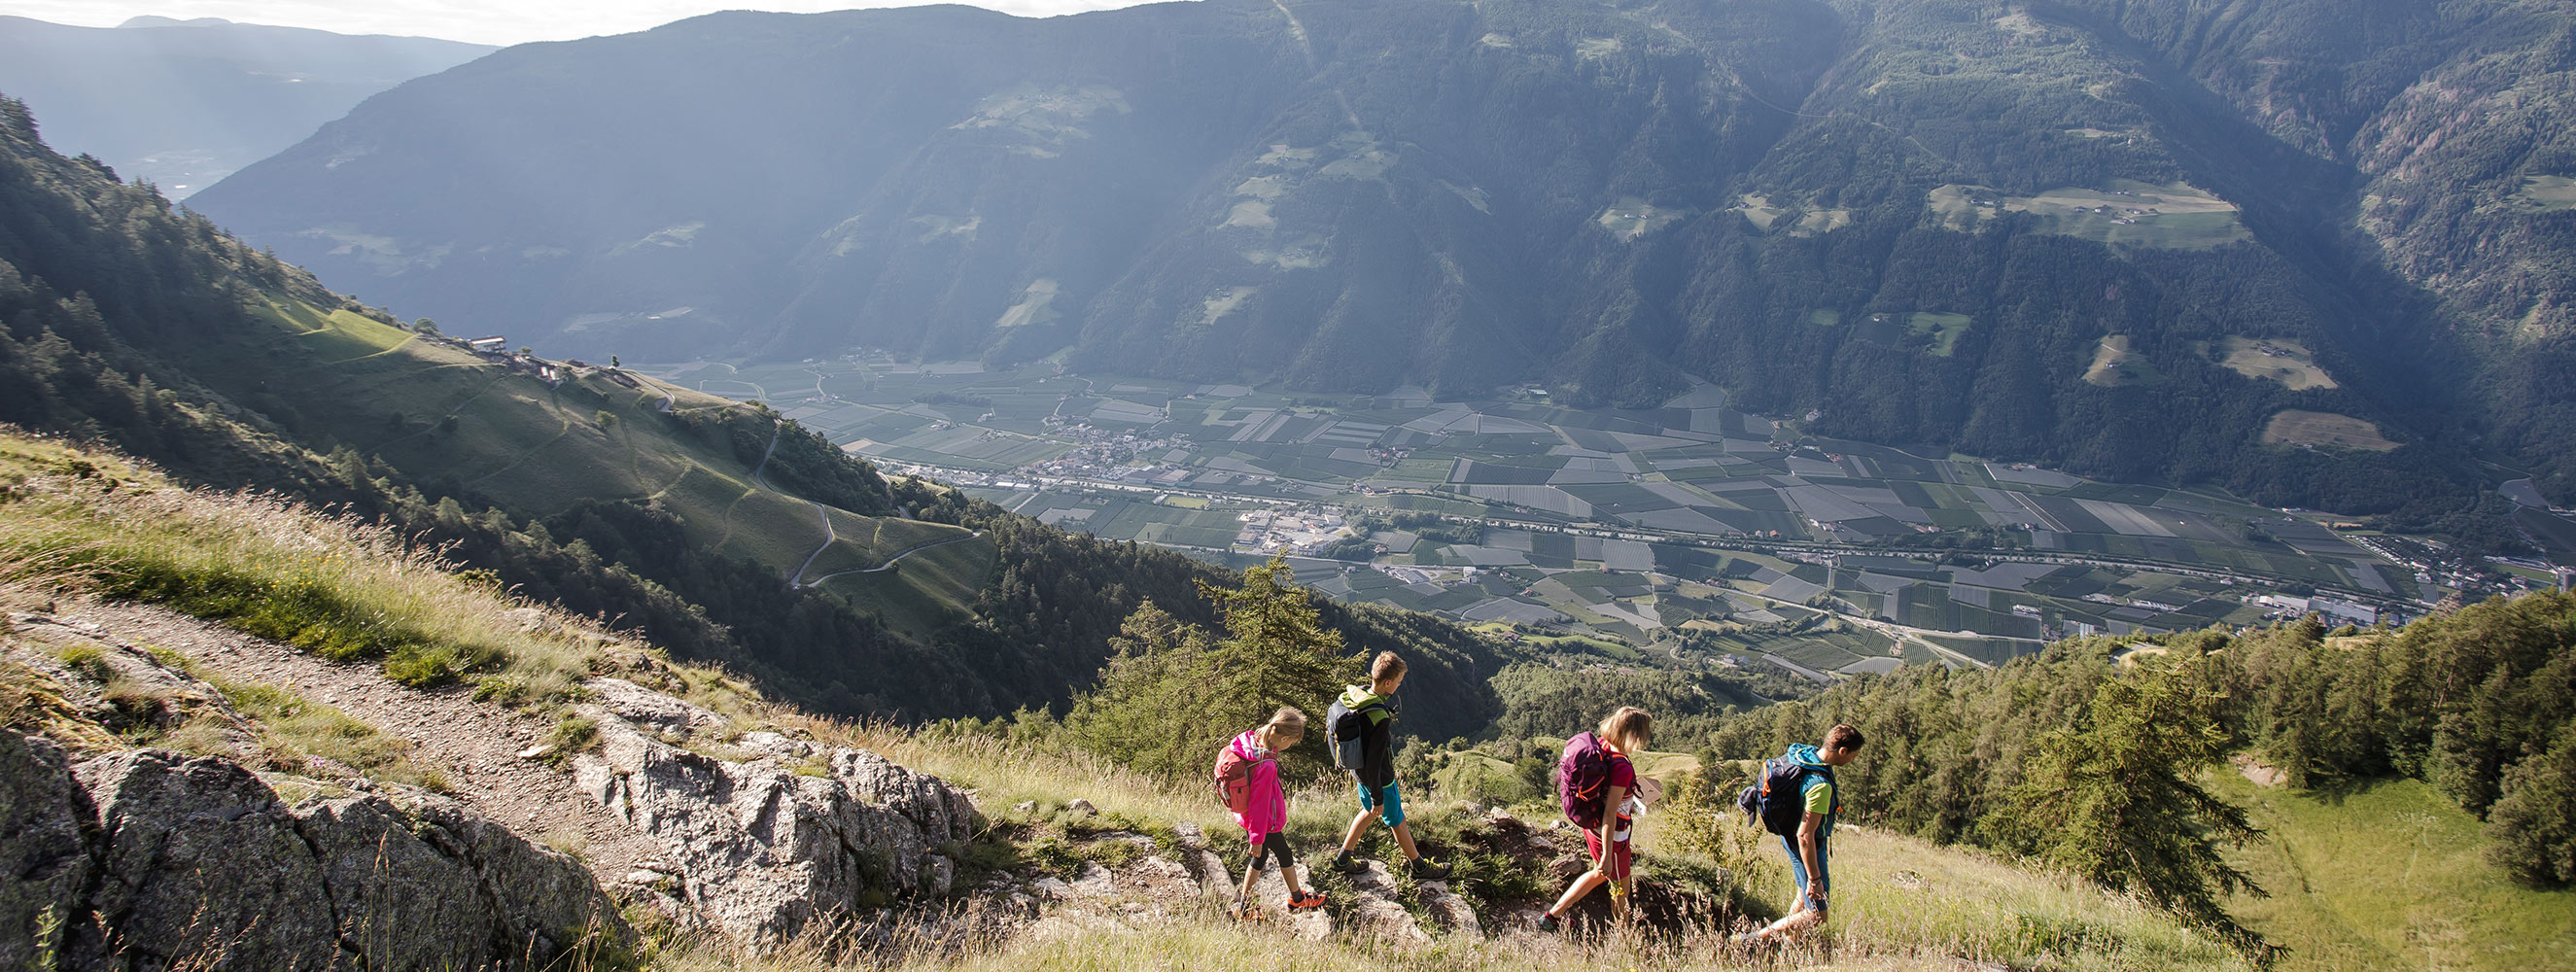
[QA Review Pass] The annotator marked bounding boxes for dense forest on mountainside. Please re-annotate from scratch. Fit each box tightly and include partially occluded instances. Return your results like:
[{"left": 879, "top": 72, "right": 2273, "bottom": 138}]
[
  {"left": 191, "top": 0, "right": 2576, "bottom": 520},
  {"left": 1700, "top": 593, "right": 2576, "bottom": 890},
  {"left": 0, "top": 94, "right": 1514, "bottom": 738}
]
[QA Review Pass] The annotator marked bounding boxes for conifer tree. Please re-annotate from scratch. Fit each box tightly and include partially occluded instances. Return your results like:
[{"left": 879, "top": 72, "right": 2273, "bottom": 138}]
[
  {"left": 1062, "top": 600, "right": 1220, "bottom": 782},
  {"left": 1979, "top": 661, "right": 2266, "bottom": 952},
  {"left": 1199, "top": 556, "right": 1352, "bottom": 780}
]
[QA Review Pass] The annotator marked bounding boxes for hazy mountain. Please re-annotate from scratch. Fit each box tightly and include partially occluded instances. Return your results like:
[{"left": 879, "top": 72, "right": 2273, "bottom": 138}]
[
  {"left": 0, "top": 15, "right": 493, "bottom": 196},
  {"left": 188, "top": 0, "right": 2576, "bottom": 509},
  {"left": 0, "top": 92, "right": 1514, "bottom": 734}
]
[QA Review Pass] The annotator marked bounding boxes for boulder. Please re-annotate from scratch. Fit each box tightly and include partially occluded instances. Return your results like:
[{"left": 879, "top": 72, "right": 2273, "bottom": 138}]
[
  {"left": 395, "top": 790, "right": 635, "bottom": 964},
  {"left": 72, "top": 749, "right": 341, "bottom": 972},
  {"left": 292, "top": 795, "right": 494, "bottom": 971},
  {"left": 0, "top": 731, "right": 91, "bottom": 972},
  {"left": 573, "top": 712, "right": 978, "bottom": 942},
  {"left": 35, "top": 743, "right": 630, "bottom": 972}
]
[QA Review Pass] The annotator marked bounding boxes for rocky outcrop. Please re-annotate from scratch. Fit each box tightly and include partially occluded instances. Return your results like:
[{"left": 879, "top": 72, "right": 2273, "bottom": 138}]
[
  {"left": 572, "top": 679, "right": 977, "bottom": 943},
  {"left": 0, "top": 730, "right": 630, "bottom": 972},
  {"left": 74, "top": 748, "right": 344, "bottom": 971},
  {"left": 0, "top": 732, "right": 92, "bottom": 971}
]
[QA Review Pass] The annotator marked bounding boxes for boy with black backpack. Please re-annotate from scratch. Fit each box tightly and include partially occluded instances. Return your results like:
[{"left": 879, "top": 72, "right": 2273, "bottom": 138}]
[
  {"left": 1735, "top": 723, "right": 1866, "bottom": 945},
  {"left": 1536, "top": 707, "right": 1654, "bottom": 931},
  {"left": 1326, "top": 651, "right": 1450, "bottom": 879}
]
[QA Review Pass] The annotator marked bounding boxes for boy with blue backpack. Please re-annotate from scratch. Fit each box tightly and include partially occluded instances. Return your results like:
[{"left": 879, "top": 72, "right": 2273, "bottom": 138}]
[
  {"left": 1325, "top": 652, "right": 1450, "bottom": 879},
  {"left": 1736, "top": 723, "right": 1866, "bottom": 945}
]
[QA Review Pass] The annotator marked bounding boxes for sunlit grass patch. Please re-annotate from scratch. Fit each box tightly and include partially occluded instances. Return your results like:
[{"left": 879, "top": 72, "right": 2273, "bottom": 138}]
[{"left": 0, "top": 432, "right": 607, "bottom": 703}]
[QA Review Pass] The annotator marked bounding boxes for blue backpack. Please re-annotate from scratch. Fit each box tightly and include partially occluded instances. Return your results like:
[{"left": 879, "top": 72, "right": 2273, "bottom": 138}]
[{"left": 1736, "top": 751, "right": 1835, "bottom": 837}]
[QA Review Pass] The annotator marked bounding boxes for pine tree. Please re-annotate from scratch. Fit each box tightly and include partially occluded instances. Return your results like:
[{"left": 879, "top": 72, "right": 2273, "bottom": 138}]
[
  {"left": 2486, "top": 722, "right": 2576, "bottom": 886},
  {"left": 1199, "top": 555, "right": 1352, "bottom": 781},
  {"left": 1979, "top": 661, "right": 2267, "bottom": 952}
]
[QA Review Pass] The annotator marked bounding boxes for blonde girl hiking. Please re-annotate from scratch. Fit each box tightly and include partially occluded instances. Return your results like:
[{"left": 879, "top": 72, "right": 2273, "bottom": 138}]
[
  {"left": 1536, "top": 706, "right": 1653, "bottom": 932},
  {"left": 1212, "top": 708, "right": 1326, "bottom": 920}
]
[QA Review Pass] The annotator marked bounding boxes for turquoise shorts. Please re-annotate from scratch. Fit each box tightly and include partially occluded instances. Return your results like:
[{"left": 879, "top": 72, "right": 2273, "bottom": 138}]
[{"left": 1355, "top": 780, "right": 1404, "bottom": 827}]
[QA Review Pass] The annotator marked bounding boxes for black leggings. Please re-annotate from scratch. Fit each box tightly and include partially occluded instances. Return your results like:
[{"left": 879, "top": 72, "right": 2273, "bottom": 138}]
[{"left": 1245, "top": 832, "right": 1297, "bottom": 873}]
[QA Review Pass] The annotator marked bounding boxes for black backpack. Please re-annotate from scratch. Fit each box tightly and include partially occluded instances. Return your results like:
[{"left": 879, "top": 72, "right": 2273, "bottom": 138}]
[
  {"left": 1736, "top": 751, "right": 1835, "bottom": 837},
  {"left": 1326, "top": 696, "right": 1387, "bottom": 772}
]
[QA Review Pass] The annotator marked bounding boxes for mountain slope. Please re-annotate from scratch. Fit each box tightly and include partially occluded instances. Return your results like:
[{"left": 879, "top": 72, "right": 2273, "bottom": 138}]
[
  {"left": 0, "top": 92, "right": 1512, "bottom": 737},
  {"left": 0, "top": 16, "right": 493, "bottom": 196},
  {"left": 188, "top": 0, "right": 2576, "bottom": 515}
]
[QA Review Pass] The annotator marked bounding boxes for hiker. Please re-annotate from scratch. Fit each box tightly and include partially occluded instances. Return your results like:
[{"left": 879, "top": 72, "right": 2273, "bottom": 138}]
[
  {"left": 1537, "top": 706, "right": 1654, "bottom": 932},
  {"left": 1737, "top": 723, "right": 1866, "bottom": 945},
  {"left": 1326, "top": 652, "right": 1450, "bottom": 879},
  {"left": 1216, "top": 707, "right": 1326, "bottom": 920}
]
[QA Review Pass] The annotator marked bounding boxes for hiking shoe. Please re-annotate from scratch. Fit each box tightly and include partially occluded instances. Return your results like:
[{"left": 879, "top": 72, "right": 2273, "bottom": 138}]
[
  {"left": 1287, "top": 889, "right": 1327, "bottom": 911},
  {"left": 1229, "top": 900, "right": 1267, "bottom": 922},
  {"left": 1537, "top": 911, "right": 1561, "bottom": 933},
  {"left": 1404, "top": 857, "right": 1451, "bottom": 881},
  {"left": 1334, "top": 850, "right": 1366, "bottom": 874}
]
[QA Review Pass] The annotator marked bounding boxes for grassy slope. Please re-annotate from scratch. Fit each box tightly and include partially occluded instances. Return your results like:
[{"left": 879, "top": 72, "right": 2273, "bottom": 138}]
[
  {"left": 2209, "top": 772, "right": 2576, "bottom": 972},
  {"left": 1, "top": 430, "right": 2255, "bottom": 972},
  {"left": 209, "top": 295, "right": 990, "bottom": 621}
]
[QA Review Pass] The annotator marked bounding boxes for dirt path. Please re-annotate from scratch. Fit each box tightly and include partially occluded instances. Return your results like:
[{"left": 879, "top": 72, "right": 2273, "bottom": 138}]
[
  {"left": 78, "top": 602, "right": 667, "bottom": 884},
  {"left": 804, "top": 531, "right": 983, "bottom": 587}
]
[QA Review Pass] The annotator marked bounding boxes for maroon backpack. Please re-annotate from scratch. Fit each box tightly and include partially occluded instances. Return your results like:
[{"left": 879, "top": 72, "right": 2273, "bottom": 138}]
[{"left": 1557, "top": 732, "right": 1616, "bottom": 827}]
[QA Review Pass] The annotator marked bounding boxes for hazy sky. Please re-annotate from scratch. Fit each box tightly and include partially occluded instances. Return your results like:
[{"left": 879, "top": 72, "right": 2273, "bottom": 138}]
[{"left": 0, "top": 1, "right": 1171, "bottom": 47}]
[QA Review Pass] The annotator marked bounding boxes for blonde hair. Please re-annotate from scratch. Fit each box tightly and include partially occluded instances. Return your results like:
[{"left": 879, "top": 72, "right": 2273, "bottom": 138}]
[
  {"left": 1370, "top": 651, "right": 1407, "bottom": 682},
  {"left": 1597, "top": 706, "right": 1653, "bottom": 753},
  {"left": 1266, "top": 707, "right": 1307, "bottom": 742}
]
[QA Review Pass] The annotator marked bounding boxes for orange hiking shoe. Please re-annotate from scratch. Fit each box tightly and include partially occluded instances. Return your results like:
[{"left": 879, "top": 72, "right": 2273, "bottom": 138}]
[
  {"left": 1229, "top": 900, "right": 1268, "bottom": 921},
  {"left": 1287, "top": 890, "right": 1327, "bottom": 911}
]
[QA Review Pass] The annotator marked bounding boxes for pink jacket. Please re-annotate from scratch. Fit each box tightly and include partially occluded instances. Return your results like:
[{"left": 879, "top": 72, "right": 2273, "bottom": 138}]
[{"left": 1228, "top": 729, "right": 1286, "bottom": 845}]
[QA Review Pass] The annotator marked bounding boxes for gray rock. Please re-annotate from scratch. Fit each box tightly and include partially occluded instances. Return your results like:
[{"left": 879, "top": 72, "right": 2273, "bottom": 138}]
[
  {"left": 397, "top": 789, "right": 634, "bottom": 964},
  {"left": 293, "top": 795, "right": 494, "bottom": 971},
  {"left": 30, "top": 739, "right": 630, "bottom": 972},
  {"left": 571, "top": 712, "right": 977, "bottom": 943},
  {"left": 73, "top": 749, "right": 341, "bottom": 972},
  {"left": 1066, "top": 798, "right": 1098, "bottom": 816},
  {"left": 587, "top": 677, "right": 729, "bottom": 737},
  {"left": 0, "top": 731, "right": 91, "bottom": 972}
]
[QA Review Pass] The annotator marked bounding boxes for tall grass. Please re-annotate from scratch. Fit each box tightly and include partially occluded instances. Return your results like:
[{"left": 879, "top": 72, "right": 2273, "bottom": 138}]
[{"left": 0, "top": 433, "right": 605, "bottom": 703}]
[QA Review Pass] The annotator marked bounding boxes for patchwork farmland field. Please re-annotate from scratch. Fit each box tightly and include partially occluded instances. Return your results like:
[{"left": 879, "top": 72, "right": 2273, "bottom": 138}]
[{"left": 647, "top": 354, "right": 2445, "bottom": 686}]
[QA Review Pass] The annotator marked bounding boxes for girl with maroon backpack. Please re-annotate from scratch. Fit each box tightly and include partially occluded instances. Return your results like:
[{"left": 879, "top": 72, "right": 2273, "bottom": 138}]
[
  {"left": 1536, "top": 706, "right": 1654, "bottom": 932},
  {"left": 1213, "top": 707, "right": 1326, "bottom": 920}
]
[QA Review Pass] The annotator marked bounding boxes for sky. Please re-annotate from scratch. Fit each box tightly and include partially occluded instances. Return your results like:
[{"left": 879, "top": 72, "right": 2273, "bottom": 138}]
[{"left": 0, "top": 0, "right": 1169, "bottom": 47}]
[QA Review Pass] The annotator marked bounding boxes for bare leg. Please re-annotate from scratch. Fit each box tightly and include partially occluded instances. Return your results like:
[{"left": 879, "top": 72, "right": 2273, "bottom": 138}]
[
  {"left": 1391, "top": 822, "right": 1424, "bottom": 861},
  {"left": 1236, "top": 860, "right": 1261, "bottom": 903},
  {"left": 1339, "top": 808, "right": 1375, "bottom": 853},
  {"left": 1751, "top": 905, "right": 1824, "bottom": 940},
  {"left": 1546, "top": 869, "right": 1607, "bottom": 917}
]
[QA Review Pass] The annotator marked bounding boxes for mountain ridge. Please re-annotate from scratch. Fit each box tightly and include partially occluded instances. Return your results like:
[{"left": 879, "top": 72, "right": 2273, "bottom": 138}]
[{"left": 187, "top": 0, "right": 2576, "bottom": 515}]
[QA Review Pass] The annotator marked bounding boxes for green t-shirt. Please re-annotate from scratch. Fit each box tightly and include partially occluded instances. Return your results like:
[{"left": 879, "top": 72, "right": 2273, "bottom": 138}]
[{"left": 1800, "top": 773, "right": 1835, "bottom": 838}]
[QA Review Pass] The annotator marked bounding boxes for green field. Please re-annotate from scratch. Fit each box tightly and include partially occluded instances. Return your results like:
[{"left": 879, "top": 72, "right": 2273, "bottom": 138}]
[
  {"left": 2210, "top": 772, "right": 2576, "bottom": 971},
  {"left": 1908, "top": 312, "right": 1973, "bottom": 357},
  {"left": 654, "top": 354, "right": 2435, "bottom": 683}
]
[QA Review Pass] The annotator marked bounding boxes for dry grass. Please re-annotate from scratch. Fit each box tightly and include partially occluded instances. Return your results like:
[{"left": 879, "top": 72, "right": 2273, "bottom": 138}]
[
  {"left": 2207, "top": 337, "right": 2337, "bottom": 391},
  {"left": 0, "top": 432, "right": 617, "bottom": 704}
]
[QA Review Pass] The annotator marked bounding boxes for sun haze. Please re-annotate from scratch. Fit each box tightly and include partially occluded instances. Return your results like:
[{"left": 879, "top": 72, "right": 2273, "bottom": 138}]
[{"left": 0, "top": 0, "right": 1171, "bottom": 46}]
